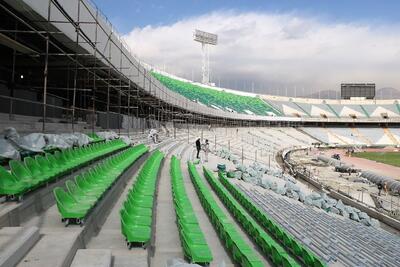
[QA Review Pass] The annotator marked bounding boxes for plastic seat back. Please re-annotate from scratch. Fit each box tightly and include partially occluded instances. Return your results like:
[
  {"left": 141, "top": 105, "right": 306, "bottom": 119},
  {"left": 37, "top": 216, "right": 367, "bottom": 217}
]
[
  {"left": 35, "top": 155, "right": 52, "bottom": 172},
  {"left": 0, "top": 166, "right": 19, "bottom": 185},
  {"left": 9, "top": 160, "right": 33, "bottom": 180},
  {"left": 24, "top": 157, "right": 42, "bottom": 176}
]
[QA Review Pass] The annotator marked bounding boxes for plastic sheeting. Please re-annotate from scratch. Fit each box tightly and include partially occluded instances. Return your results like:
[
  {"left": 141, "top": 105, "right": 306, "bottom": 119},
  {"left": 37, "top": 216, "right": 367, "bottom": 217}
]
[
  {"left": 43, "top": 134, "right": 71, "bottom": 149},
  {"left": 4, "top": 127, "right": 45, "bottom": 152},
  {"left": 0, "top": 139, "right": 20, "bottom": 160},
  {"left": 119, "top": 135, "right": 133, "bottom": 145},
  {"left": 9, "top": 133, "right": 46, "bottom": 153},
  {"left": 60, "top": 133, "right": 91, "bottom": 147},
  {"left": 361, "top": 170, "right": 400, "bottom": 194},
  {"left": 96, "top": 131, "right": 119, "bottom": 140}
]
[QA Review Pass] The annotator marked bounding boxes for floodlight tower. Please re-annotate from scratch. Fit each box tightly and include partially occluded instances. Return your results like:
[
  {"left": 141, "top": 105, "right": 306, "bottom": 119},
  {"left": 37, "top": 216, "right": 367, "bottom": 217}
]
[{"left": 193, "top": 29, "right": 218, "bottom": 85}]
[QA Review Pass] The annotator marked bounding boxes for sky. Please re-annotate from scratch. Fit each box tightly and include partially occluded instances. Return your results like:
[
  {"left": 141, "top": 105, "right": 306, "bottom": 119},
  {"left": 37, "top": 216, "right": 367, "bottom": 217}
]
[{"left": 93, "top": 0, "right": 400, "bottom": 96}]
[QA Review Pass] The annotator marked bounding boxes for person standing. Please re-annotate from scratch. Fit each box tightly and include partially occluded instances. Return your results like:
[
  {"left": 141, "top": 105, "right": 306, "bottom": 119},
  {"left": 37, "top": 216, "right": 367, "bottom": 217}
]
[
  {"left": 377, "top": 182, "right": 383, "bottom": 196},
  {"left": 195, "top": 138, "right": 201, "bottom": 159},
  {"left": 383, "top": 181, "right": 388, "bottom": 196},
  {"left": 203, "top": 139, "right": 210, "bottom": 162}
]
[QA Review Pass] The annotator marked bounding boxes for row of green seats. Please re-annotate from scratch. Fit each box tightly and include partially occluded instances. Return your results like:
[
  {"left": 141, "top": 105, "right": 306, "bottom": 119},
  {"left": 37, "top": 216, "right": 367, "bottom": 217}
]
[
  {"left": 87, "top": 133, "right": 105, "bottom": 143},
  {"left": 0, "top": 139, "right": 128, "bottom": 200},
  {"left": 218, "top": 172, "right": 326, "bottom": 267},
  {"left": 152, "top": 72, "right": 279, "bottom": 116},
  {"left": 203, "top": 167, "right": 299, "bottom": 267},
  {"left": 54, "top": 144, "right": 148, "bottom": 226},
  {"left": 187, "top": 162, "right": 263, "bottom": 267},
  {"left": 170, "top": 156, "right": 213, "bottom": 264},
  {"left": 120, "top": 150, "right": 164, "bottom": 248}
]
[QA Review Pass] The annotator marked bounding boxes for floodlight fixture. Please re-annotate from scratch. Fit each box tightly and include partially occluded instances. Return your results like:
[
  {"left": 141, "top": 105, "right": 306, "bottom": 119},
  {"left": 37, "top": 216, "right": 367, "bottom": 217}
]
[{"left": 193, "top": 29, "right": 218, "bottom": 85}]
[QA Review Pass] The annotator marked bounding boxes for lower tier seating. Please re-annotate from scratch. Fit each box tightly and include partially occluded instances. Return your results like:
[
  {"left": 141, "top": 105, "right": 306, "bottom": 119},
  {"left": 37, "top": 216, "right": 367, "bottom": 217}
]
[
  {"left": 187, "top": 162, "right": 264, "bottom": 267},
  {"left": 203, "top": 168, "right": 303, "bottom": 267},
  {"left": 0, "top": 139, "right": 128, "bottom": 199},
  {"left": 218, "top": 173, "right": 326, "bottom": 267},
  {"left": 120, "top": 150, "right": 164, "bottom": 247},
  {"left": 54, "top": 144, "right": 148, "bottom": 225},
  {"left": 170, "top": 156, "right": 213, "bottom": 264}
]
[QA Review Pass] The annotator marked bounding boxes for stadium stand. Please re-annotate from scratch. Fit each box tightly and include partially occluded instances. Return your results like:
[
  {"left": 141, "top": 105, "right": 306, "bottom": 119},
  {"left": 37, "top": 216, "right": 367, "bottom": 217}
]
[
  {"left": 152, "top": 72, "right": 280, "bottom": 116},
  {"left": 203, "top": 167, "right": 304, "bottom": 267},
  {"left": 170, "top": 156, "right": 213, "bottom": 264},
  {"left": 54, "top": 144, "right": 148, "bottom": 225},
  {"left": 1, "top": 139, "right": 128, "bottom": 200},
  {"left": 188, "top": 162, "right": 264, "bottom": 267},
  {"left": 236, "top": 182, "right": 400, "bottom": 266},
  {"left": 120, "top": 150, "right": 164, "bottom": 247},
  {"left": 217, "top": 171, "right": 326, "bottom": 267},
  {"left": 1, "top": 0, "right": 400, "bottom": 266}
]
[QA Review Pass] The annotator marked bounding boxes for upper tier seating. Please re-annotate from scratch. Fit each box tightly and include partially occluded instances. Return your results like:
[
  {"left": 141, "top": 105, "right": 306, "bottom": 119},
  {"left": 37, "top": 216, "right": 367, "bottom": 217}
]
[
  {"left": 152, "top": 72, "right": 280, "bottom": 116},
  {"left": 266, "top": 99, "right": 400, "bottom": 119},
  {"left": 0, "top": 139, "right": 128, "bottom": 199}
]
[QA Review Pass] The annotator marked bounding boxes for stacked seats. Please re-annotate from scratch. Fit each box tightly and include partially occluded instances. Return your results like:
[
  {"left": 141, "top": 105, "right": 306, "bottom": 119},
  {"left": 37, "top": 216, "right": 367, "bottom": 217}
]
[
  {"left": 218, "top": 172, "right": 326, "bottom": 267},
  {"left": 187, "top": 162, "right": 263, "bottom": 267},
  {"left": 152, "top": 72, "right": 278, "bottom": 116},
  {"left": 203, "top": 167, "right": 301, "bottom": 267},
  {"left": 120, "top": 150, "right": 164, "bottom": 247},
  {"left": 0, "top": 139, "right": 128, "bottom": 200},
  {"left": 170, "top": 156, "right": 213, "bottom": 264},
  {"left": 54, "top": 144, "right": 148, "bottom": 225}
]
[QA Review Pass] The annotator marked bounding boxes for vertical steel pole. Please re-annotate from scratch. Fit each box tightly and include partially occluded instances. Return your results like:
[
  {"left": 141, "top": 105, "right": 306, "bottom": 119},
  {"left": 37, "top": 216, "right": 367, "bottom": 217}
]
[
  {"left": 9, "top": 22, "right": 17, "bottom": 121},
  {"left": 91, "top": 7, "right": 98, "bottom": 135},
  {"left": 42, "top": 35, "right": 49, "bottom": 133},
  {"left": 42, "top": 0, "right": 51, "bottom": 132},
  {"left": 127, "top": 79, "right": 131, "bottom": 138},
  {"left": 71, "top": 0, "right": 81, "bottom": 133}
]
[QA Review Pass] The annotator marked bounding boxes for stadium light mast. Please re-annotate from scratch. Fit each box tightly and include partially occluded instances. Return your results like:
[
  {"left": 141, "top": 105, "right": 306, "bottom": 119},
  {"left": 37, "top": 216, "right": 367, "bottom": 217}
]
[{"left": 193, "top": 29, "right": 218, "bottom": 85}]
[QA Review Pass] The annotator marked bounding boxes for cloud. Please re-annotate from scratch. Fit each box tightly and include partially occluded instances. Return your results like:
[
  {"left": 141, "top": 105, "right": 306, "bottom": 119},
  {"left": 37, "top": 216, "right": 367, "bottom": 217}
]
[{"left": 123, "top": 11, "right": 400, "bottom": 95}]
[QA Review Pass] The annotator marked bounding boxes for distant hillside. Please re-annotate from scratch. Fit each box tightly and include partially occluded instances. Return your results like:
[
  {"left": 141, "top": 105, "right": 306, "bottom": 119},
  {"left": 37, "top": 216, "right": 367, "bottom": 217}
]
[{"left": 305, "top": 87, "right": 400, "bottom": 100}]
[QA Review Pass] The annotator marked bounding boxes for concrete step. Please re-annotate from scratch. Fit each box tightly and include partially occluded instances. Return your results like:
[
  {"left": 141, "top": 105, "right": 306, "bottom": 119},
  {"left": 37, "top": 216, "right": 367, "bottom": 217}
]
[
  {"left": 17, "top": 228, "right": 84, "bottom": 267},
  {"left": 0, "top": 226, "right": 40, "bottom": 267},
  {"left": 70, "top": 249, "right": 112, "bottom": 267}
]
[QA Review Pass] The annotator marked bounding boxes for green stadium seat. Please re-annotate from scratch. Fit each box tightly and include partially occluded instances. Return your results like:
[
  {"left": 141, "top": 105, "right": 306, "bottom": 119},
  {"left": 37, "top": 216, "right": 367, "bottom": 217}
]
[
  {"left": 0, "top": 166, "right": 29, "bottom": 196},
  {"left": 217, "top": 171, "right": 326, "bottom": 267},
  {"left": 54, "top": 144, "right": 148, "bottom": 225},
  {"left": 120, "top": 150, "right": 164, "bottom": 247}
]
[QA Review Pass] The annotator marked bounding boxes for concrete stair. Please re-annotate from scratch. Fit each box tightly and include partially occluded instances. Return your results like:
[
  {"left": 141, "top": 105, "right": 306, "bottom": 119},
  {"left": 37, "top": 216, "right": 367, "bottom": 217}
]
[
  {"left": 0, "top": 226, "right": 40, "bottom": 267},
  {"left": 70, "top": 249, "right": 112, "bottom": 267}
]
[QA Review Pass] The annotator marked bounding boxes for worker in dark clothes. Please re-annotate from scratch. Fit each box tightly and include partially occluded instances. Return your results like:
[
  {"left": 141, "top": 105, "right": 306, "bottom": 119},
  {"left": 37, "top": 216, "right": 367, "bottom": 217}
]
[
  {"left": 377, "top": 182, "right": 383, "bottom": 196},
  {"left": 195, "top": 138, "right": 201, "bottom": 159}
]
